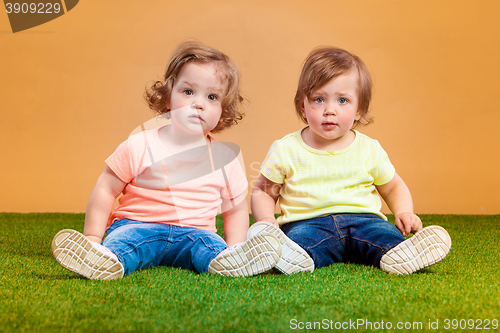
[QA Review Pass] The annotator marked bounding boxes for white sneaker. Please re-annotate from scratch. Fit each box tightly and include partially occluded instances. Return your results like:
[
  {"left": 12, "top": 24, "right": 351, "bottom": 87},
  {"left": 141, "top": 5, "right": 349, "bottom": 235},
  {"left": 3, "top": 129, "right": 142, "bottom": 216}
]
[
  {"left": 247, "top": 222, "right": 314, "bottom": 275},
  {"left": 208, "top": 233, "right": 281, "bottom": 276},
  {"left": 380, "top": 225, "right": 451, "bottom": 274},
  {"left": 51, "top": 229, "right": 124, "bottom": 280}
]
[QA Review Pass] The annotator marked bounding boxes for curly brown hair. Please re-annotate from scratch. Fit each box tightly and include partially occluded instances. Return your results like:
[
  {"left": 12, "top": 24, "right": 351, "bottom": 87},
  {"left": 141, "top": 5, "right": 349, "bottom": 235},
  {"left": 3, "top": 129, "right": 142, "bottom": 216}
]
[
  {"left": 144, "top": 41, "right": 244, "bottom": 133},
  {"left": 294, "top": 47, "right": 373, "bottom": 127}
]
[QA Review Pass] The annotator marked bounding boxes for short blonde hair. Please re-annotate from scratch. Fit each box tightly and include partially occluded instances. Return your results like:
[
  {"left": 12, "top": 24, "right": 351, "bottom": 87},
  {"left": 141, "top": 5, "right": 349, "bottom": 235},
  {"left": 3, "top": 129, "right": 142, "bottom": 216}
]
[
  {"left": 294, "top": 47, "right": 373, "bottom": 127},
  {"left": 145, "top": 41, "right": 244, "bottom": 133}
]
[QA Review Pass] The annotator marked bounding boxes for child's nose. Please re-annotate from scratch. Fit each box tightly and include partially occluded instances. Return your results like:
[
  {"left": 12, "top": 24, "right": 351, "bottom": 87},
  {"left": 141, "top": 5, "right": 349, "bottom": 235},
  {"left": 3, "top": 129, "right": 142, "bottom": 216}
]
[
  {"left": 324, "top": 103, "right": 337, "bottom": 115},
  {"left": 191, "top": 100, "right": 204, "bottom": 110}
]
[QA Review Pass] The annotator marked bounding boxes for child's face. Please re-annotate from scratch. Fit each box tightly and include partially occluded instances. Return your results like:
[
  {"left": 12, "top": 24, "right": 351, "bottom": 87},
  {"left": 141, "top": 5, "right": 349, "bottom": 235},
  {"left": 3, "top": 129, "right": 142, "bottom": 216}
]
[
  {"left": 168, "top": 62, "right": 225, "bottom": 136},
  {"left": 301, "top": 69, "right": 361, "bottom": 148}
]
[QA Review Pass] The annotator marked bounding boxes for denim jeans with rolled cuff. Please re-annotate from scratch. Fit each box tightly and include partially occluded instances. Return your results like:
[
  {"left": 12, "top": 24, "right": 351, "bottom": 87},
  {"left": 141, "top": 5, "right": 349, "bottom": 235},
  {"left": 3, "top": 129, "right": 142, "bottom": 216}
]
[
  {"left": 102, "top": 219, "right": 227, "bottom": 276},
  {"left": 281, "top": 214, "right": 405, "bottom": 269}
]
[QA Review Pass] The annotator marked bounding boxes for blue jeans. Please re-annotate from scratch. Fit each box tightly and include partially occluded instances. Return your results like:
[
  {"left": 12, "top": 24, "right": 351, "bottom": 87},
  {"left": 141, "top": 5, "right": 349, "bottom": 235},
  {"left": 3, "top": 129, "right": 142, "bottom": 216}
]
[
  {"left": 281, "top": 214, "right": 405, "bottom": 269},
  {"left": 102, "top": 219, "right": 227, "bottom": 276}
]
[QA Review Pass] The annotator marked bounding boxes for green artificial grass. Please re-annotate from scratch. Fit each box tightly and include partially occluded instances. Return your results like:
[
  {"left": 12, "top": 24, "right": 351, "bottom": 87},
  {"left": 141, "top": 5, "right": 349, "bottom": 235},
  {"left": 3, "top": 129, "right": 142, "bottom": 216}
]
[{"left": 0, "top": 213, "right": 499, "bottom": 332}]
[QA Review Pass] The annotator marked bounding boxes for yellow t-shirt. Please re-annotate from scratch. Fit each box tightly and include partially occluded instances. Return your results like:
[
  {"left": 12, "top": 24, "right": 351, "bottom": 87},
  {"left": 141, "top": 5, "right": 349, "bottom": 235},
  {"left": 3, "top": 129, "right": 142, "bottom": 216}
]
[{"left": 260, "top": 127, "right": 395, "bottom": 224}]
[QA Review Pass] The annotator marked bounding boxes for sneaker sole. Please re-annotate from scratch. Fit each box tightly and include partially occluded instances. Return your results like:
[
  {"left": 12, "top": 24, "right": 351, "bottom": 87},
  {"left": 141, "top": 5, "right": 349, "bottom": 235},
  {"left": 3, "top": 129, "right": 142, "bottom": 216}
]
[
  {"left": 51, "top": 229, "right": 124, "bottom": 280},
  {"left": 247, "top": 222, "right": 315, "bottom": 275},
  {"left": 380, "top": 225, "right": 451, "bottom": 274},
  {"left": 208, "top": 233, "right": 281, "bottom": 277}
]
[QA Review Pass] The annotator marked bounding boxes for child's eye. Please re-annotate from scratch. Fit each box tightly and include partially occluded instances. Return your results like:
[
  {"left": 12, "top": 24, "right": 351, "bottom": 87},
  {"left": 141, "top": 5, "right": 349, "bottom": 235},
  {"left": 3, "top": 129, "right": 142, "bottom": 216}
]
[
  {"left": 208, "top": 94, "right": 218, "bottom": 101},
  {"left": 313, "top": 97, "right": 324, "bottom": 103},
  {"left": 183, "top": 89, "right": 193, "bottom": 96},
  {"left": 338, "top": 97, "right": 348, "bottom": 104}
]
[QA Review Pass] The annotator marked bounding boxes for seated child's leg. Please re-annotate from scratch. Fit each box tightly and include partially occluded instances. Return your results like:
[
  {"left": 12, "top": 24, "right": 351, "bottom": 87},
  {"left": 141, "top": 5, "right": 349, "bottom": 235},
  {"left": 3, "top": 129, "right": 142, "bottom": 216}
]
[
  {"left": 342, "top": 214, "right": 406, "bottom": 267},
  {"left": 345, "top": 214, "right": 452, "bottom": 274},
  {"left": 158, "top": 225, "right": 227, "bottom": 273},
  {"left": 102, "top": 219, "right": 180, "bottom": 276},
  {"left": 281, "top": 215, "right": 346, "bottom": 269},
  {"left": 122, "top": 224, "right": 283, "bottom": 277}
]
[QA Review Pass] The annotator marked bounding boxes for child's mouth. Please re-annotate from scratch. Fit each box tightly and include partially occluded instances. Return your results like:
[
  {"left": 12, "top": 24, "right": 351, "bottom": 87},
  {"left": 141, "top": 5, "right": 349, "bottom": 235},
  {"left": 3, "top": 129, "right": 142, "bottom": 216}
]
[
  {"left": 188, "top": 114, "right": 204, "bottom": 123},
  {"left": 322, "top": 122, "right": 337, "bottom": 129}
]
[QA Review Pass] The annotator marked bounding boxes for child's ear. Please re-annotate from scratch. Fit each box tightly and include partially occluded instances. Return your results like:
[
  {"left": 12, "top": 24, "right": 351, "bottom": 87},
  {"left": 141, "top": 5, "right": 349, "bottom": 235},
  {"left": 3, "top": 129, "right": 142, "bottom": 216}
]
[
  {"left": 355, "top": 110, "right": 362, "bottom": 121},
  {"left": 299, "top": 102, "right": 306, "bottom": 118},
  {"left": 218, "top": 109, "right": 226, "bottom": 124}
]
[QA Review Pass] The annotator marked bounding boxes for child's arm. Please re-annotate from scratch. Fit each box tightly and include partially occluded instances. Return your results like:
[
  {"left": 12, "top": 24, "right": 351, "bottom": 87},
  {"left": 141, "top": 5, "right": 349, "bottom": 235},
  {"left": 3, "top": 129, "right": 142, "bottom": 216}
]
[
  {"left": 250, "top": 174, "right": 282, "bottom": 227},
  {"left": 83, "top": 166, "right": 126, "bottom": 244},
  {"left": 376, "top": 172, "right": 422, "bottom": 237},
  {"left": 221, "top": 191, "right": 249, "bottom": 247}
]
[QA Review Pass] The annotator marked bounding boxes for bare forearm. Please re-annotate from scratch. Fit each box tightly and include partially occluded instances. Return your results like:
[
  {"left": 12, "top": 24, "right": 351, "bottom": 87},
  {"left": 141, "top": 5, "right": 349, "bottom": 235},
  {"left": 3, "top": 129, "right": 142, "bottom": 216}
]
[
  {"left": 377, "top": 173, "right": 421, "bottom": 236},
  {"left": 250, "top": 187, "right": 277, "bottom": 223},
  {"left": 377, "top": 173, "right": 413, "bottom": 215},
  {"left": 383, "top": 182, "right": 414, "bottom": 216},
  {"left": 222, "top": 197, "right": 249, "bottom": 247},
  {"left": 83, "top": 167, "right": 126, "bottom": 244},
  {"left": 83, "top": 187, "right": 118, "bottom": 243},
  {"left": 223, "top": 211, "right": 249, "bottom": 247}
]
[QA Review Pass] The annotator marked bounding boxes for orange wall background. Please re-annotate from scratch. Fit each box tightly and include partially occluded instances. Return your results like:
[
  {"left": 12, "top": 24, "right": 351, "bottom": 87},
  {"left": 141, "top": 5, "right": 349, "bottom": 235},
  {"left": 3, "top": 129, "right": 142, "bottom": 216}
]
[{"left": 1, "top": 0, "right": 499, "bottom": 214}]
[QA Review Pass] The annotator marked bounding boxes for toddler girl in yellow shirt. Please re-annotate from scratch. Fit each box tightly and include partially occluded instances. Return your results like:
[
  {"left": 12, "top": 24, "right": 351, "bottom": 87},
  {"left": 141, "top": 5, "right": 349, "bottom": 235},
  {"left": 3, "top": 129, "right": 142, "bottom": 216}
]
[{"left": 250, "top": 46, "right": 451, "bottom": 275}]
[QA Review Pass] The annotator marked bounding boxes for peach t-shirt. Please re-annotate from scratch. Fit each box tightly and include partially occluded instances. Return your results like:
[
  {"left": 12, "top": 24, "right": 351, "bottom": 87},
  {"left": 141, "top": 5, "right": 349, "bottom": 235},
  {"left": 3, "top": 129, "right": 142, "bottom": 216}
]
[{"left": 105, "top": 126, "right": 248, "bottom": 233}]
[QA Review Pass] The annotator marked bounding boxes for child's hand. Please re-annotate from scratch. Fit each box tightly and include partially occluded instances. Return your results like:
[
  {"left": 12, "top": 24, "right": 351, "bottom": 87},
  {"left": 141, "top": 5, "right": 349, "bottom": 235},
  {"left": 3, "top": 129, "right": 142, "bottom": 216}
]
[
  {"left": 258, "top": 217, "right": 279, "bottom": 227},
  {"left": 395, "top": 212, "right": 422, "bottom": 237}
]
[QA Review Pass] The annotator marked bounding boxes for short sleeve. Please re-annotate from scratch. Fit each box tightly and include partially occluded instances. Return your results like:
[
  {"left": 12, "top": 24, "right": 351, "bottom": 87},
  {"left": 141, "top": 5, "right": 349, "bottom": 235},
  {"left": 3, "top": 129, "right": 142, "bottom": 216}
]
[
  {"left": 260, "top": 140, "right": 287, "bottom": 184},
  {"left": 105, "top": 139, "right": 136, "bottom": 183},
  {"left": 370, "top": 141, "right": 396, "bottom": 186},
  {"left": 105, "top": 132, "right": 152, "bottom": 184}
]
